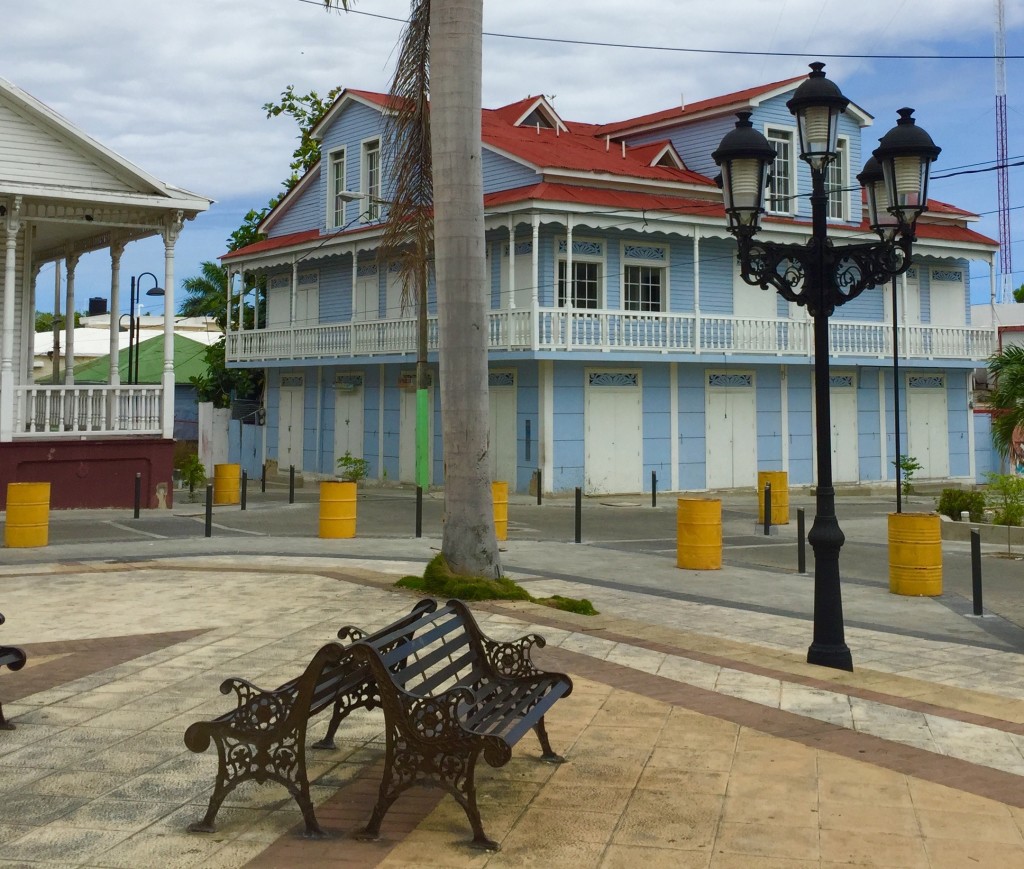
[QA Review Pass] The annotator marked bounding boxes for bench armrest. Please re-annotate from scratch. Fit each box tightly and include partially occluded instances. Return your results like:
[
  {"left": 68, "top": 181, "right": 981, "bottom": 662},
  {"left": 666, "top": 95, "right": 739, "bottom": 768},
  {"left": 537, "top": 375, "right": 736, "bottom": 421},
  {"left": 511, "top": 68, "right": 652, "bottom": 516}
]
[
  {"left": 336, "top": 625, "right": 368, "bottom": 643},
  {"left": 479, "top": 634, "right": 547, "bottom": 679}
]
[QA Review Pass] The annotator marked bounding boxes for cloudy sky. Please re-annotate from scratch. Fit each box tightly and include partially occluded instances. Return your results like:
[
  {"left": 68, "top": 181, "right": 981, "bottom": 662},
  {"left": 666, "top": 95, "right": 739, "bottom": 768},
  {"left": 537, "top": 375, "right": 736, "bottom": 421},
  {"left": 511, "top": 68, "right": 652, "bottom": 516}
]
[{"left": 2, "top": 0, "right": 1022, "bottom": 311}]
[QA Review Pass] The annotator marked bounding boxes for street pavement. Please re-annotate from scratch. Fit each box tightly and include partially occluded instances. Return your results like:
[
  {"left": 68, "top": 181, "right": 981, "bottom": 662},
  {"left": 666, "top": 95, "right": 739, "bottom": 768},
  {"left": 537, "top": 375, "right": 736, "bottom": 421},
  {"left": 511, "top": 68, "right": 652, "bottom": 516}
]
[{"left": 0, "top": 486, "right": 1023, "bottom": 867}]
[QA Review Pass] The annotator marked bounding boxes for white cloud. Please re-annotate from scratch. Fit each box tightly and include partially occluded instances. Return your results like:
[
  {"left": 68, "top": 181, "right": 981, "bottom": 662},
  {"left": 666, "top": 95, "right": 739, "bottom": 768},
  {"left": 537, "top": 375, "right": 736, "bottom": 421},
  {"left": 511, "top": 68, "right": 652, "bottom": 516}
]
[{"left": 2, "top": 0, "right": 1021, "bottom": 299}]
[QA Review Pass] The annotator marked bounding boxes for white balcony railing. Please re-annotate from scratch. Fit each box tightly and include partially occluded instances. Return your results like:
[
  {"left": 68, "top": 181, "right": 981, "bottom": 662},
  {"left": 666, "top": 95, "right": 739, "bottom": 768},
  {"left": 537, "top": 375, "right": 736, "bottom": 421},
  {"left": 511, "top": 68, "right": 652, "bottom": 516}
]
[
  {"left": 226, "top": 308, "right": 996, "bottom": 364},
  {"left": 14, "top": 385, "right": 163, "bottom": 438}
]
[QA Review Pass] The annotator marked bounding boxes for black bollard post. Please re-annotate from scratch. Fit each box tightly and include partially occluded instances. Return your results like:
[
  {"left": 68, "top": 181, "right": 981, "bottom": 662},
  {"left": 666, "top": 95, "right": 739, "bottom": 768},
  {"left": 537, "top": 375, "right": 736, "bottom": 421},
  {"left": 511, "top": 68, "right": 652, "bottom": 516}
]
[
  {"left": 133, "top": 472, "right": 141, "bottom": 519},
  {"left": 240, "top": 471, "right": 248, "bottom": 511},
  {"left": 763, "top": 482, "right": 772, "bottom": 536},
  {"left": 205, "top": 484, "right": 213, "bottom": 538},
  {"left": 536, "top": 469, "right": 542, "bottom": 506},
  {"left": 652, "top": 471, "right": 657, "bottom": 508},
  {"left": 261, "top": 461, "right": 267, "bottom": 493},
  {"left": 971, "top": 529, "right": 983, "bottom": 616},
  {"left": 797, "top": 507, "right": 806, "bottom": 574},
  {"left": 415, "top": 486, "right": 423, "bottom": 538},
  {"left": 574, "top": 487, "right": 582, "bottom": 544},
  {"left": 289, "top": 465, "right": 295, "bottom": 504}
]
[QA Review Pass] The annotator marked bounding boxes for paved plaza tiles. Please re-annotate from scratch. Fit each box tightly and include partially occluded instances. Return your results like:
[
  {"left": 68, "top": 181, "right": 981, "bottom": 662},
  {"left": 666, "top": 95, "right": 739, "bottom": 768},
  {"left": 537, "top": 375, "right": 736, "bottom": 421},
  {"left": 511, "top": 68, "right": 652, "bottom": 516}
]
[{"left": 0, "top": 543, "right": 1023, "bottom": 868}]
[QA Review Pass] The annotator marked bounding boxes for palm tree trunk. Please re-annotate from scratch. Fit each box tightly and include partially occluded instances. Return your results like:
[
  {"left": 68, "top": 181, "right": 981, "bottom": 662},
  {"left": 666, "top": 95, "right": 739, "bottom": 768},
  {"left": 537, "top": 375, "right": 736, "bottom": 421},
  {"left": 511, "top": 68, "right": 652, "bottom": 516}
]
[{"left": 431, "top": 0, "right": 501, "bottom": 576}]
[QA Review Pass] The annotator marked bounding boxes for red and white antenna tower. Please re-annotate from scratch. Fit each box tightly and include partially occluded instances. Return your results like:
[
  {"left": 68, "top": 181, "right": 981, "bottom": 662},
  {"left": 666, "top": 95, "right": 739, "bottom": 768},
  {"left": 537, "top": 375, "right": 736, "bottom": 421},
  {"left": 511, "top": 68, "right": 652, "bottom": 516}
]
[{"left": 995, "top": 0, "right": 1012, "bottom": 302}]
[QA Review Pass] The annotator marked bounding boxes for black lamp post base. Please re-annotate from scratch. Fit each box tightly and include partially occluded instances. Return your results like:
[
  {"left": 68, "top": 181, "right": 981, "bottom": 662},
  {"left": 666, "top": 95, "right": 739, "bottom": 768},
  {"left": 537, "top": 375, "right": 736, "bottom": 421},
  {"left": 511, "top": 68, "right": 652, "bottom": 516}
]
[{"left": 807, "top": 642, "right": 853, "bottom": 672}]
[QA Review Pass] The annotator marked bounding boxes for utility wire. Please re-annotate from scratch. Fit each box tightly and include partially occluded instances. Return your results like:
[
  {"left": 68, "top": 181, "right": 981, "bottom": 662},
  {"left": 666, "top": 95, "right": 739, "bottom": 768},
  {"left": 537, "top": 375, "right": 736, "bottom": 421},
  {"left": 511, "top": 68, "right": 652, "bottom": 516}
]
[{"left": 302, "top": 0, "right": 1024, "bottom": 60}]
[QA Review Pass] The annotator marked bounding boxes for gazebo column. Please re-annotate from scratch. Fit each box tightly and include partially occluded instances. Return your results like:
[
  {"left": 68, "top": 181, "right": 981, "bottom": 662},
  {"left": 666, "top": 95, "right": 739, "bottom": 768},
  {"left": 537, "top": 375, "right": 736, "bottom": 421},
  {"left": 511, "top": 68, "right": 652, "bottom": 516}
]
[
  {"left": 161, "top": 212, "right": 183, "bottom": 439},
  {"left": 63, "top": 253, "right": 79, "bottom": 385},
  {"left": 1, "top": 197, "right": 22, "bottom": 442}
]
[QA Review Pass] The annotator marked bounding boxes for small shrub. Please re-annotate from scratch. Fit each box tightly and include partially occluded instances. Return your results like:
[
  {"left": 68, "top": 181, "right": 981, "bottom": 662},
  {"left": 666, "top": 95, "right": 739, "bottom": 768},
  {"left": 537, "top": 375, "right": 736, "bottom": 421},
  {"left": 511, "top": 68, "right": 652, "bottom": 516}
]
[
  {"left": 336, "top": 451, "right": 370, "bottom": 483},
  {"left": 986, "top": 473, "right": 1024, "bottom": 527},
  {"left": 893, "top": 454, "right": 923, "bottom": 498},
  {"left": 175, "top": 453, "right": 206, "bottom": 502},
  {"left": 936, "top": 489, "right": 986, "bottom": 522}
]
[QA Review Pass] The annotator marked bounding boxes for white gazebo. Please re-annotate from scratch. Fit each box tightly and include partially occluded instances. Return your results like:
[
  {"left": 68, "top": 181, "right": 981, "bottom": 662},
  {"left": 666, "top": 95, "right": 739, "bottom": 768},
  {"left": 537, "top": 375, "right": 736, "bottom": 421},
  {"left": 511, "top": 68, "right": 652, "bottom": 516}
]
[{"left": 0, "top": 77, "right": 210, "bottom": 508}]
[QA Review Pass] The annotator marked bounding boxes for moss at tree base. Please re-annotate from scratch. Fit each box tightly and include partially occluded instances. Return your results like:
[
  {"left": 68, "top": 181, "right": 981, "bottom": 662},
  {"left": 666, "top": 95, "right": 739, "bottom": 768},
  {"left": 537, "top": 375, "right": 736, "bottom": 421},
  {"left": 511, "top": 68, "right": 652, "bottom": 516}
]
[{"left": 397, "top": 554, "right": 598, "bottom": 615}]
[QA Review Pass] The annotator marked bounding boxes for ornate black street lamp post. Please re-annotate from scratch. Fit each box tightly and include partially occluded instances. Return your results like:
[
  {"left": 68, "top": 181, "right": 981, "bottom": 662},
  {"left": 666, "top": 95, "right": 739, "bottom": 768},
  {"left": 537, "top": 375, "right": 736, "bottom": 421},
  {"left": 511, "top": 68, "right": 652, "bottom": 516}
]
[
  {"left": 127, "top": 272, "right": 163, "bottom": 384},
  {"left": 712, "top": 62, "right": 940, "bottom": 671}
]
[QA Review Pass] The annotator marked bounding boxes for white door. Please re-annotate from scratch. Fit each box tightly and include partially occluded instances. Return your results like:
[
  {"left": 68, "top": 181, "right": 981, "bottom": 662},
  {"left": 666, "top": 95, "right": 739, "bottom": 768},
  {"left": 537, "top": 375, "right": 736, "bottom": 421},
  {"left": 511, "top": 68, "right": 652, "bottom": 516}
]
[
  {"left": 354, "top": 269, "right": 378, "bottom": 321},
  {"left": 706, "top": 371, "right": 757, "bottom": 489},
  {"left": 907, "top": 375, "right": 949, "bottom": 479},
  {"left": 334, "top": 376, "right": 365, "bottom": 462},
  {"left": 829, "top": 375, "right": 859, "bottom": 483},
  {"left": 399, "top": 374, "right": 434, "bottom": 484},
  {"left": 488, "top": 372, "right": 518, "bottom": 486},
  {"left": 928, "top": 268, "right": 966, "bottom": 327},
  {"left": 295, "top": 273, "right": 319, "bottom": 328},
  {"left": 585, "top": 370, "right": 642, "bottom": 494},
  {"left": 278, "top": 377, "right": 304, "bottom": 471},
  {"left": 734, "top": 261, "right": 778, "bottom": 320}
]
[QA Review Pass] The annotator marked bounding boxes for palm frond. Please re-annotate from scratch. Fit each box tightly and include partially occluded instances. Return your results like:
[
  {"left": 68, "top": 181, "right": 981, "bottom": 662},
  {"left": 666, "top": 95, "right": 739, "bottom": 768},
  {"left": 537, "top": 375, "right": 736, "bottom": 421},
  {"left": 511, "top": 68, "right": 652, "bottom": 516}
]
[
  {"left": 379, "top": 0, "right": 432, "bottom": 316},
  {"left": 987, "top": 344, "right": 1024, "bottom": 459}
]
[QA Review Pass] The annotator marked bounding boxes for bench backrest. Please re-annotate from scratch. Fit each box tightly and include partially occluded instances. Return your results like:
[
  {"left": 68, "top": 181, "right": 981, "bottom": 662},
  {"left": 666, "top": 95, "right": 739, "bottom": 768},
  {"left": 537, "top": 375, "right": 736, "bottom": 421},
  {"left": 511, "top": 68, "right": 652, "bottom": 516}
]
[
  {"left": 361, "top": 599, "right": 492, "bottom": 698},
  {"left": 305, "top": 598, "right": 440, "bottom": 716}
]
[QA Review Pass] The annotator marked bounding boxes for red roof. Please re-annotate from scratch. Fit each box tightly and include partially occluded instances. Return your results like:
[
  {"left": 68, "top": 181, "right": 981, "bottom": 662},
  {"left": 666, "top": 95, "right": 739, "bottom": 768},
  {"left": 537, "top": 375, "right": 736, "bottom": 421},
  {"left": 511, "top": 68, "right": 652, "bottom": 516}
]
[
  {"left": 485, "top": 182, "right": 722, "bottom": 217},
  {"left": 593, "top": 75, "right": 805, "bottom": 137},
  {"left": 482, "top": 109, "right": 711, "bottom": 185},
  {"left": 221, "top": 229, "right": 320, "bottom": 261}
]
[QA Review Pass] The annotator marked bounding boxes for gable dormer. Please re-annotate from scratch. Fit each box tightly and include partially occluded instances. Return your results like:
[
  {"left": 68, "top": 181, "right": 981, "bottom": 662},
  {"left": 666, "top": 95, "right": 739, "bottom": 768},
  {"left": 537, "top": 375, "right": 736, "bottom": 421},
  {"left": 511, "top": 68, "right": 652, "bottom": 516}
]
[
  {"left": 495, "top": 96, "right": 568, "bottom": 134},
  {"left": 626, "top": 140, "right": 687, "bottom": 171}
]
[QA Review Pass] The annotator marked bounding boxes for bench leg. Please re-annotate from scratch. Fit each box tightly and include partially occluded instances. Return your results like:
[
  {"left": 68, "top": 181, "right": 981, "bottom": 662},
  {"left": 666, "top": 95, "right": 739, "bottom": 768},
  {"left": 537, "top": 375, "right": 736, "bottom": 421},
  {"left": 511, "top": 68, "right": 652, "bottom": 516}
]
[
  {"left": 188, "top": 776, "right": 232, "bottom": 834},
  {"left": 0, "top": 705, "right": 13, "bottom": 730},
  {"left": 312, "top": 683, "right": 378, "bottom": 750},
  {"left": 357, "top": 737, "right": 499, "bottom": 852},
  {"left": 533, "top": 716, "right": 565, "bottom": 763}
]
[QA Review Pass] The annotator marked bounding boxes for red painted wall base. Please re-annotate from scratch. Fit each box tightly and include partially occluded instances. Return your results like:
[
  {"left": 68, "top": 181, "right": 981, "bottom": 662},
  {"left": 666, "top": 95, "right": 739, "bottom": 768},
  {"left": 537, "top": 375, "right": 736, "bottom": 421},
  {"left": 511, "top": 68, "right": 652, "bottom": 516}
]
[{"left": 0, "top": 439, "right": 175, "bottom": 510}]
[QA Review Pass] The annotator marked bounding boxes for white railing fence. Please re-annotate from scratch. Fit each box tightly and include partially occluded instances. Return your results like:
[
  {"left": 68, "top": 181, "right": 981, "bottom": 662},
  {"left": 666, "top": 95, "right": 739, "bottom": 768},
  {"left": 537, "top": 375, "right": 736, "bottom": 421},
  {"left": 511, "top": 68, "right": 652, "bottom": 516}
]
[
  {"left": 226, "top": 309, "right": 996, "bottom": 363},
  {"left": 14, "top": 385, "right": 162, "bottom": 438}
]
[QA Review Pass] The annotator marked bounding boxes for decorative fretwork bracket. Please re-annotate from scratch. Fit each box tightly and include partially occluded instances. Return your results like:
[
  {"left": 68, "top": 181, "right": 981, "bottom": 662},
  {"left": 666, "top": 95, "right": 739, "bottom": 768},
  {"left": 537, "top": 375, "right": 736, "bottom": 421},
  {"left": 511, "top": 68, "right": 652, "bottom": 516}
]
[{"left": 734, "top": 230, "right": 915, "bottom": 317}]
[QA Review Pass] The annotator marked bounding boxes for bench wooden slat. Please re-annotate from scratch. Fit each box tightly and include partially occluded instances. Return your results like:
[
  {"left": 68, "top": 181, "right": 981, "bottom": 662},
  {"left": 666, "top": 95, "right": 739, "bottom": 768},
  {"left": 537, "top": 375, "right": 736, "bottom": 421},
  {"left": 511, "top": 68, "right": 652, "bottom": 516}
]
[
  {"left": 372, "top": 605, "right": 458, "bottom": 656},
  {"left": 403, "top": 647, "right": 482, "bottom": 697},
  {"left": 462, "top": 678, "right": 549, "bottom": 734}
]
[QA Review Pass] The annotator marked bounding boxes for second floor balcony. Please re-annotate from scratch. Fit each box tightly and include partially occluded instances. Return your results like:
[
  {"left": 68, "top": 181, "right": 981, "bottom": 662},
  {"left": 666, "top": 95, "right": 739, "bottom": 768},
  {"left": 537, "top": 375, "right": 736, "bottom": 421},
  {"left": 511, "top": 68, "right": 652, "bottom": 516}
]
[{"left": 226, "top": 306, "right": 995, "bottom": 365}]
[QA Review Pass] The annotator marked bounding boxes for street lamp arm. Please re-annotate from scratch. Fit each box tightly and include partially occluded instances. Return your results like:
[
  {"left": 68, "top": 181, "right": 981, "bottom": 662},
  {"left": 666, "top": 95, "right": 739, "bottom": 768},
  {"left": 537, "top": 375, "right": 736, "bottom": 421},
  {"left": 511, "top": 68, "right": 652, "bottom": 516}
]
[{"left": 735, "top": 234, "right": 914, "bottom": 316}]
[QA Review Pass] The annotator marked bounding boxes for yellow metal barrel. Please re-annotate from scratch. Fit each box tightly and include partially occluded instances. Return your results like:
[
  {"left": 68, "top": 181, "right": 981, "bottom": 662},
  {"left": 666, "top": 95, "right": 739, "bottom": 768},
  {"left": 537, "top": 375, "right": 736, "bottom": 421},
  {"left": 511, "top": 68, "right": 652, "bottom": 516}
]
[
  {"left": 676, "top": 498, "right": 722, "bottom": 570},
  {"left": 757, "top": 470, "right": 790, "bottom": 525},
  {"left": 319, "top": 481, "right": 357, "bottom": 539},
  {"left": 888, "top": 512, "right": 942, "bottom": 596},
  {"left": 213, "top": 463, "right": 240, "bottom": 506},
  {"left": 492, "top": 481, "right": 508, "bottom": 542},
  {"left": 5, "top": 482, "right": 51, "bottom": 548}
]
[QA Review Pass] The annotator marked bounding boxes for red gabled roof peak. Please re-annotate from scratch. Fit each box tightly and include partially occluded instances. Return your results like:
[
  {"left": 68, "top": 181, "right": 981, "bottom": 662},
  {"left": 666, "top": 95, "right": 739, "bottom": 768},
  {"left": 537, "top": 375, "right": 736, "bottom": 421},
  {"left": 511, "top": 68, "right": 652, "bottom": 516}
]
[{"left": 594, "top": 74, "right": 806, "bottom": 137}]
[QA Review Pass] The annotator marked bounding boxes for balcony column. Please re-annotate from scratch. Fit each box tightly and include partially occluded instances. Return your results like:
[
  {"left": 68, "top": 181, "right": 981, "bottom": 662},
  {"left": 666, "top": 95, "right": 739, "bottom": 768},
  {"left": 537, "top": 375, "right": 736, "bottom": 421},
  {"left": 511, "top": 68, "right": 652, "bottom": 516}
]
[
  {"left": 109, "top": 239, "right": 124, "bottom": 386},
  {"left": 0, "top": 197, "right": 22, "bottom": 442},
  {"left": 507, "top": 216, "right": 516, "bottom": 310},
  {"left": 161, "top": 211, "right": 183, "bottom": 439},
  {"left": 692, "top": 225, "right": 701, "bottom": 353},
  {"left": 291, "top": 260, "right": 299, "bottom": 358},
  {"left": 565, "top": 214, "right": 574, "bottom": 351},
  {"left": 63, "top": 253, "right": 80, "bottom": 385},
  {"left": 531, "top": 213, "right": 540, "bottom": 350}
]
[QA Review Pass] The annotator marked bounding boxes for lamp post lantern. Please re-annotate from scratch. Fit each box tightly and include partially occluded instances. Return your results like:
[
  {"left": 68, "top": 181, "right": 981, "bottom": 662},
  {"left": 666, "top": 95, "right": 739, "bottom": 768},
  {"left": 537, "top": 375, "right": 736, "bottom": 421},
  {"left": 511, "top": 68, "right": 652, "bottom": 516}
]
[
  {"left": 712, "top": 62, "right": 940, "bottom": 671},
  {"left": 127, "top": 272, "right": 164, "bottom": 384}
]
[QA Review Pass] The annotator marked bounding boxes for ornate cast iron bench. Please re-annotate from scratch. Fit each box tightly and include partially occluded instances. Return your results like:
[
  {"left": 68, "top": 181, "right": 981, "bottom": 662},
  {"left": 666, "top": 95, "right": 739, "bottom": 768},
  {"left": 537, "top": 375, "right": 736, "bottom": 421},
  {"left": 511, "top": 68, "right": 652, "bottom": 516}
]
[
  {"left": 348, "top": 598, "right": 573, "bottom": 851},
  {"left": 183, "top": 599, "right": 437, "bottom": 837},
  {"left": 0, "top": 612, "right": 28, "bottom": 731}
]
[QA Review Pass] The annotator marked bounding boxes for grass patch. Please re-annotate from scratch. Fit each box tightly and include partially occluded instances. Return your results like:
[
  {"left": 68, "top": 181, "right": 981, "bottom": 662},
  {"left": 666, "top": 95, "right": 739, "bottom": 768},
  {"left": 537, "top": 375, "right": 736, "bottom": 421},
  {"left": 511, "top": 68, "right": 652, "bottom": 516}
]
[{"left": 397, "top": 554, "right": 598, "bottom": 615}]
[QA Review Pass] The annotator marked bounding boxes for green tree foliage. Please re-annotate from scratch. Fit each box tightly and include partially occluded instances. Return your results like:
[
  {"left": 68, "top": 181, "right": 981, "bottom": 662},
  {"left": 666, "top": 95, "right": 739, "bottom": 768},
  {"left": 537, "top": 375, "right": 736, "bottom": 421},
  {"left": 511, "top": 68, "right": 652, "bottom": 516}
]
[
  {"left": 35, "top": 311, "right": 82, "bottom": 331},
  {"left": 987, "top": 344, "right": 1024, "bottom": 465},
  {"left": 1013, "top": 283, "right": 1023, "bottom": 304}
]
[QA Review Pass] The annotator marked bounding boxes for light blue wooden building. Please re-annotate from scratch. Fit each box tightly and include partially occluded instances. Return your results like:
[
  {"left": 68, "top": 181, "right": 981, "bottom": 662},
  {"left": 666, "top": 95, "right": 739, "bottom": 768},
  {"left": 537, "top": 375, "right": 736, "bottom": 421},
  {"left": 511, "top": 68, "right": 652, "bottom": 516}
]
[{"left": 223, "top": 74, "right": 998, "bottom": 495}]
